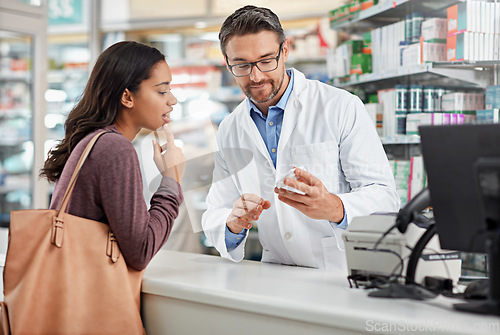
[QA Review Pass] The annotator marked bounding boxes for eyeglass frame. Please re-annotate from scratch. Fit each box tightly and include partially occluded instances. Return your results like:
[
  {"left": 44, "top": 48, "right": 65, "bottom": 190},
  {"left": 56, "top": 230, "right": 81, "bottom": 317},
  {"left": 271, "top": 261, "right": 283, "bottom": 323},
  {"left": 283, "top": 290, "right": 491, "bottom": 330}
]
[{"left": 224, "top": 42, "right": 284, "bottom": 77}]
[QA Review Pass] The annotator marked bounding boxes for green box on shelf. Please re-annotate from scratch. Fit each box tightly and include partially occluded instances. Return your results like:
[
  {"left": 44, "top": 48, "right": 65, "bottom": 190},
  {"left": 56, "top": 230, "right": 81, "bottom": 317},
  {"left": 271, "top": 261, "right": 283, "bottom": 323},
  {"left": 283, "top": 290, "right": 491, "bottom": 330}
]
[
  {"left": 362, "top": 31, "right": 372, "bottom": 54},
  {"left": 338, "top": 4, "right": 350, "bottom": 17},
  {"left": 350, "top": 53, "right": 372, "bottom": 75},
  {"left": 329, "top": 8, "right": 339, "bottom": 23},
  {"left": 330, "top": 4, "right": 357, "bottom": 27},
  {"left": 339, "top": 5, "right": 351, "bottom": 19},
  {"left": 342, "top": 40, "right": 364, "bottom": 54}
]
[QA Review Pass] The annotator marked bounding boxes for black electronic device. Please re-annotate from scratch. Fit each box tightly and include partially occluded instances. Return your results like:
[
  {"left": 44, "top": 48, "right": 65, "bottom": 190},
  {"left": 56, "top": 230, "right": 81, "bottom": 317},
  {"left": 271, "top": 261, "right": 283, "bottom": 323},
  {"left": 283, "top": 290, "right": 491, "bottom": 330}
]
[
  {"left": 419, "top": 123, "right": 500, "bottom": 316},
  {"left": 395, "top": 187, "right": 436, "bottom": 286},
  {"left": 368, "top": 187, "right": 440, "bottom": 299},
  {"left": 396, "top": 187, "right": 431, "bottom": 234},
  {"left": 463, "top": 278, "right": 489, "bottom": 300}
]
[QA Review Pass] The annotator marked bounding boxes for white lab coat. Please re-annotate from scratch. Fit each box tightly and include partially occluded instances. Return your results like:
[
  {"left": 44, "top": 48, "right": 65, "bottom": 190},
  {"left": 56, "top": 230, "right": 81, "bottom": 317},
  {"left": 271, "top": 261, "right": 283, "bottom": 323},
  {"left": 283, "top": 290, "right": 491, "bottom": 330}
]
[{"left": 201, "top": 69, "right": 400, "bottom": 271}]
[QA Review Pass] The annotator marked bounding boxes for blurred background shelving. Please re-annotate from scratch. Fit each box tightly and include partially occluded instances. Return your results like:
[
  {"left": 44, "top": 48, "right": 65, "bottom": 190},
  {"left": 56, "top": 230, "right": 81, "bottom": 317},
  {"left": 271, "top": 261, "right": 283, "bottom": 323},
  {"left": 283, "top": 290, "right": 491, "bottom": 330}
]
[{"left": 0, "top": 0, "right": 47, "bottom": 227}]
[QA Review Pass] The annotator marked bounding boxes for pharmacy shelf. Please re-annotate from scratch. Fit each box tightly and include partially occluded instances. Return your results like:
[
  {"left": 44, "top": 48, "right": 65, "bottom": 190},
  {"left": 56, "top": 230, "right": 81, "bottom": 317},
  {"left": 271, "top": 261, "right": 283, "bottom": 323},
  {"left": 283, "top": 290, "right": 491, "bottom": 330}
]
[
  {"left": 0, "top": 71, "right": 31, "bottom": 82},
  {"left": 47, "top": 68, "right": 89, "bottom": 80},
  {"left": 287, "top": 56, "right": 327, "bottom": 64},
  {"left": 330, "top": 0, "right": 463, "bottom": 32},
  {"left": 0, "top": 139, "right": 30, "bottom": 147},
  {"left": 333, "top": 62, "right": 495, "bottom": 91},
  {"left": 0, "top": 110, "right": 31, "bottom": 120},
  {"left": 381, "top": 134, "right": 420, "bottom": 145}
]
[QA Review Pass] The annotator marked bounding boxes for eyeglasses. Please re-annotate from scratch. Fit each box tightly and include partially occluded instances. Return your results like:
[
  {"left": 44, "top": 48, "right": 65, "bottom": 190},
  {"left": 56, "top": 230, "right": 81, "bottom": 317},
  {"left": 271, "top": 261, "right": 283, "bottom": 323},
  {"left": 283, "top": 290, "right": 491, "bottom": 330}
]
[{"left": 226, "top": 43, "right": 283, "bottom": 77}]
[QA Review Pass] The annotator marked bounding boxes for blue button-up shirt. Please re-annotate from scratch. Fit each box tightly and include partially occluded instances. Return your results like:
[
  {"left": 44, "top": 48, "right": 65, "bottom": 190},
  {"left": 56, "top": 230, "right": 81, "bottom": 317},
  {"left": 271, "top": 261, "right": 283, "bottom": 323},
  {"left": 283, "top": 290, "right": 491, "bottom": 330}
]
[
  {"left": 225, "top": 70, "right": 347, "bottom": 251},
  {"left": 249, "top": 69, "right": 294, "bottom": 168}
]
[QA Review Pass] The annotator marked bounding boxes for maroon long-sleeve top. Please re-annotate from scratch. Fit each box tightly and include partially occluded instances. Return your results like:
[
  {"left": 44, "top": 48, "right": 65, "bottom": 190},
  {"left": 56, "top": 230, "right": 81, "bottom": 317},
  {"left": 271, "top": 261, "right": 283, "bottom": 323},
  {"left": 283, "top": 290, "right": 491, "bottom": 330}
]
[{"left": 50, "top": 125, "right": 183, "bottom": 270}]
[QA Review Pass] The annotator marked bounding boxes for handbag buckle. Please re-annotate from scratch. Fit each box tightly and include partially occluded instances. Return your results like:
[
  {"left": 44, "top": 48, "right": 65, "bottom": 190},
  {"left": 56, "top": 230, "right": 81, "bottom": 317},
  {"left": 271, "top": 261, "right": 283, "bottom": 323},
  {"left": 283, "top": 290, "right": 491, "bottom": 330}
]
[
  {"left": 106, "top": 231, "right": 120, "bottom": 263},
  {"left": 51, "top": 217, "right": 64, "bottom": 248}
]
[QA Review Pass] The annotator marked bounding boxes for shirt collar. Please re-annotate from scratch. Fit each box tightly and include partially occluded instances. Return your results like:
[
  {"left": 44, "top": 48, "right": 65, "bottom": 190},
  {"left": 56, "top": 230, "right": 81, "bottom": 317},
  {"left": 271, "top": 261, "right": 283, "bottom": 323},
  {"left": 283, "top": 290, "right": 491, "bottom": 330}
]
[{"left": 248, "top": 69, "right": 294, "bottom": 117}]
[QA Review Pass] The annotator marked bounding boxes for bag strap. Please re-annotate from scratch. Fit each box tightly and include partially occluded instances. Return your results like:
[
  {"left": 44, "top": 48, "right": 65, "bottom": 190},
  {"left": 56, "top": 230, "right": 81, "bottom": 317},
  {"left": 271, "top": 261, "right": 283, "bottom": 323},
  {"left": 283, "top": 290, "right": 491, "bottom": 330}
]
[
  {"left": 58, "top": 131, "right": 108, "bottom": 215},
  {"left": 51, "top": 131, "right": 108, "bottom": 247}
]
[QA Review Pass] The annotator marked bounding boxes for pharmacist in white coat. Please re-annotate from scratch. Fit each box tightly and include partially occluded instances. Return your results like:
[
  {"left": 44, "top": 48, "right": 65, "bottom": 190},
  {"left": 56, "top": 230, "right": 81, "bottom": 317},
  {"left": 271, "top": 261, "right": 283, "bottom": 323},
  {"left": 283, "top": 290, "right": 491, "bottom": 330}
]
[{"left": 201, "top": 5, "right": 400, "bottom": 271}]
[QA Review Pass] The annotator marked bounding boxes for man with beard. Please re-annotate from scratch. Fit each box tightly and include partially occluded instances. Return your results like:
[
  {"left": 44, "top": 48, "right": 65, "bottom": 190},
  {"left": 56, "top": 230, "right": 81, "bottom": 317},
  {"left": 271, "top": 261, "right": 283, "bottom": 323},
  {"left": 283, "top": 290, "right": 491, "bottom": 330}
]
[{"left": 201, "top": 5, "right": 400, "bottom": 271}]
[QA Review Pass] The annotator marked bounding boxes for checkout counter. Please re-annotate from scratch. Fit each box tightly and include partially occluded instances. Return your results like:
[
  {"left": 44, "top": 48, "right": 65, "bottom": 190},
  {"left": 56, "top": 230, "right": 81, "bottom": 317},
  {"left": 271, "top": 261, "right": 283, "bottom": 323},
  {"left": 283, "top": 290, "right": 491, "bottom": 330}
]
[{"left": 142, "top": 250, "right": 500, "bottom": 335}]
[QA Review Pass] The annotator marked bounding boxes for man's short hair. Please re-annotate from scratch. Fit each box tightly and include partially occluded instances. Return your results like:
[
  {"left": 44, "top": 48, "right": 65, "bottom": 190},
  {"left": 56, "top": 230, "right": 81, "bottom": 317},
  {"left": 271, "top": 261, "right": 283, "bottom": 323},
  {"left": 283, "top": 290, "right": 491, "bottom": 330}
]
[{"left": 219, "top": 5, "right": 286, "bottom": 55}]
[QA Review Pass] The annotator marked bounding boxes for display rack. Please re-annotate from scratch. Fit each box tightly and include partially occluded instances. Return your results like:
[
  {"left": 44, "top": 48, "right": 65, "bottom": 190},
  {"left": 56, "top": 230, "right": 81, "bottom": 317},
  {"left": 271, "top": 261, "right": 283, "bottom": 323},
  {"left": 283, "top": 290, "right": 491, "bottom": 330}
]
[
  {"left": 328, "top": 0, "right": 500, "bottom": 209},
  {"left": 335, "top": 61, "right": 496, "bottom": 90},
  {"left": 330, "top": 1, "right": 498, "bottom": 275},
  {"left": 331, "top": 0, "right": 463, "bottom": 32}
]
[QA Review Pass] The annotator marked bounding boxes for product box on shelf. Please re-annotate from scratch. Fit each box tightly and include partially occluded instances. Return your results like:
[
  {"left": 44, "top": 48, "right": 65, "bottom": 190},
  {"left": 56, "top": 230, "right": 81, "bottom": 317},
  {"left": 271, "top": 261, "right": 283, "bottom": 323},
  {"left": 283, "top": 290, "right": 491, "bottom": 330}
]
[
  {"left": 405, "top": 12, "right": 424, "bottom": 43},
  {"left": 329, "top": 40, "right": 365, "bottom": 79},
  {"left": 421, "top": 18, "right": 447, "bottom": 41},
  {"left": 362, "top": 32, "right": 372, "bottom": 54},
  {"left": 422, "top": 86, "right": 438, "bottom": 113},
  {"left": 409, "top": 155, "right": 426, "bottom": 202},
  {"left": 441, "top": 92, "right": 465, "bottom": 112},
  {"left": 360, "top": 0, "right": 377, "bottom": 10},
  {"left": 364, "top": 103, "right": 382, "bottom": 134},
  {"left": 422, "top": 40, "right": 447, "bottom": 62},
  {"left": 401, "top": 39, "right": 446, "bottom": 67},
  {"left": 330, "top": 0, "right": 379, "bottom": 26},
  {"left": 349, "top": 0, "right": 361, "bottom": 13},
  {"left": 329, "top": 8, "right": 339, "bottom": 24},
  {"left": 446, "top": 32, "right": 466, "bottom": 61},
  {"left": 371, "top": 20, "right": 405, "bottom": 74},
  {"left": 446, "top": 1, "right": 499, "bottom": 61},
  {"left": 350, "top": 53, "right": 371, "bottom": 75},
  {"left": 344, "top": 40, "right": 364, "bottom": 54},
  {"left": 486, "top": 85, "right": 500, "bottom": 109},
  {"left": 331, "top": 4, "right": 352, "bottom": 25},
  {"left": 406, "top": 113, "right": 443, "bottom": 134},
  {"left": 476, "top": 109, "right": 500, "bottom": 123},
  {"left": 447, "top": 30, "right": 497, "bottom": 62},
  {"left": 377, "top": 88, "right": 396, "bottom": 137},
  {"left": 447, "top": 2, "right": 470, "bottom": 36},
  {"left": 441, "top": 92, "right": 484, "bottom": 113},
  {"left": 389, "top": 159, "right": 411, "bottom": 204},
  {"left": 406, "top": 112, "right": 475, "bottom": 135}
]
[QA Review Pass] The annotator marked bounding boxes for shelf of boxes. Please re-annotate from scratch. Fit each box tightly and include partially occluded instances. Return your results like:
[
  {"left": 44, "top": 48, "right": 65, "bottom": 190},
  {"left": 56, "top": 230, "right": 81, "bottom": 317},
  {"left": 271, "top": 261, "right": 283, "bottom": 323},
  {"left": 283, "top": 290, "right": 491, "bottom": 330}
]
[
  {"left": 330, "top": 0, "right": 462, "bottom": 32},
  {"left": 380, "top": 134, "right": 420, "bottom": 145},
  {"left": 334, "top": 61, "right": 495, "bottom": 90},
  {"left": 326, "top": 0, "right": 500, "bottom": 209},
  {"left": 329, "top": 0, "right": 500, "bottom": 91}
]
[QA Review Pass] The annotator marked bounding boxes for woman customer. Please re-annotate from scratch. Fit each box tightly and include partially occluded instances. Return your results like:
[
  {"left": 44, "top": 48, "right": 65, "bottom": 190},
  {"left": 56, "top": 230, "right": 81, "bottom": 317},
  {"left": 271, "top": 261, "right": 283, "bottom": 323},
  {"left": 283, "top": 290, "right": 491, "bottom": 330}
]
[{"left": 41, "top": 41, "right": 185, "bottom": 270}]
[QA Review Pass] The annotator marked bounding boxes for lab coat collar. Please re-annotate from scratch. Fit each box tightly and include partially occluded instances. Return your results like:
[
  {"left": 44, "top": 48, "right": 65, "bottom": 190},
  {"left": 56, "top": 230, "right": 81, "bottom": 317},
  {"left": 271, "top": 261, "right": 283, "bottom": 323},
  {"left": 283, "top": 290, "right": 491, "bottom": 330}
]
[
  {"left": 276, "top": 68, "right": 305, "bottom": 162},
  {"left": 239, "top": 103, "right": 274, "bottom": 167},
  {"left": 238, "top": 68, "right": 307, "bottom": 168}
]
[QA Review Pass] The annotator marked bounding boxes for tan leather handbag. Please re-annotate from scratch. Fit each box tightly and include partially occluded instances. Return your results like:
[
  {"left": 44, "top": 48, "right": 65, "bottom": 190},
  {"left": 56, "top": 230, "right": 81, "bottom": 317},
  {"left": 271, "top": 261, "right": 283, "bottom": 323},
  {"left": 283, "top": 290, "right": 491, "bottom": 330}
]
[{"left": 1, "top": 132, "right": 145, "bottom": 335}]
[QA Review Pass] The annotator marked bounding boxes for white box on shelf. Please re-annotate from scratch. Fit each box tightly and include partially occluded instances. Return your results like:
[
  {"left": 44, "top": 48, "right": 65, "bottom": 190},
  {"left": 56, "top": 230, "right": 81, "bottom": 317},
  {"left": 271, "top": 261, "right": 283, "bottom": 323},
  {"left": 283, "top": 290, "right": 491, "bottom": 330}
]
[
  {"left": 441, "top": 92, "right": 465, "bottom": 112},
  {"left": 421, "top": 18, "right": 447, "bottom": 41},
  {"left": 409, "top": 155, "right": 425, "bottom": 201}
]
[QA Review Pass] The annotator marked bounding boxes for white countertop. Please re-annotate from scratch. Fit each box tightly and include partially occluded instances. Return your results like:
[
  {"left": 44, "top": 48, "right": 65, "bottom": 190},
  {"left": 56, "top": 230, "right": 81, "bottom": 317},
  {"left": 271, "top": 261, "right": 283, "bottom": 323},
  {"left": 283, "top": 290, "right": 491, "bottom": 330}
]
[{"left": 143, "top": 250, "right": 500, "bottom": 335}]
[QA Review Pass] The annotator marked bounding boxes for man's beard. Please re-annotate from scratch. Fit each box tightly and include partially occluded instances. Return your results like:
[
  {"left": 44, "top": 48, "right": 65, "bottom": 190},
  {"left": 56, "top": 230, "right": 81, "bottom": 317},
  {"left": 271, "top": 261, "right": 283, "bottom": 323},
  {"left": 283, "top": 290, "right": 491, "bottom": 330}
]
[{"left": 242, "top": 72, "right": 284, "bottom": 104}]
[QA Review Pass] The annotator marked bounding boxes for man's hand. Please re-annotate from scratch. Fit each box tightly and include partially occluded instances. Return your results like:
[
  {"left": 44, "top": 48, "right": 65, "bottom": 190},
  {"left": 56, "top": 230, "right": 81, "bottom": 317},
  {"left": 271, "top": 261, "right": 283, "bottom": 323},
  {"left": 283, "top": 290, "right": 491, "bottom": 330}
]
[
  {"left": 227, "top": 193, "right": 271, "bottom": 234},
  {"left": 274, "top": 168, "right": 344, "bottom": 222}
]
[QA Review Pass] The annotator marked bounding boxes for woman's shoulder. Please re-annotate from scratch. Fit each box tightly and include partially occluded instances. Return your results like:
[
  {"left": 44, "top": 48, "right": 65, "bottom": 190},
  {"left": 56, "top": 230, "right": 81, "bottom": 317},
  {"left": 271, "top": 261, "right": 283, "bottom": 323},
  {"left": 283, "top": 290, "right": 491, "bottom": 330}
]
[
  {"left": 98, "top": 131, "right": 132, "bottom": 148},
  {"left": 86, "top": 126, "right": 134, "bottom": 152},
  {"left": 78, "top": 126, "right": 137, "bottom": 165}
]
